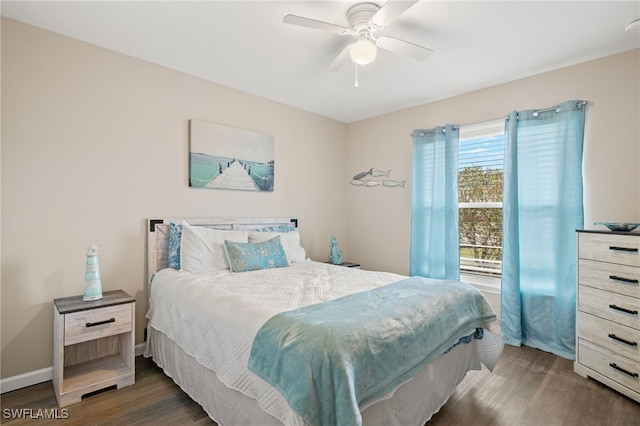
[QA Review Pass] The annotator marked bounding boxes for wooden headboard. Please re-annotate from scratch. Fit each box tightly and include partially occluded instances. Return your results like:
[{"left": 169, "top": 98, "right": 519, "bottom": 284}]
[{"left": 146, "top": 217, "right": 298, "bottom": 281}]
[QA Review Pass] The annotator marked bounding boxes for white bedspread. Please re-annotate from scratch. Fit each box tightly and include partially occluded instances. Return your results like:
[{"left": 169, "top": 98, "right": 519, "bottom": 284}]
[
  {"left": 145, "top": 260, "right": 503, "bottom": 425},
  {"left": 145, "top": 261, "right": 408, "bottom": 425}
]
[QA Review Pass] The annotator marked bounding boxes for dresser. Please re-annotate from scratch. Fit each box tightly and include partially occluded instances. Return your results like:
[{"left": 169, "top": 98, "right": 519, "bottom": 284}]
[
  {"left": 53, "top": 290, "right": 135, "bottom": 407},
  {"left": 575, "top": 230, "right": 639, "bottom": 402}
]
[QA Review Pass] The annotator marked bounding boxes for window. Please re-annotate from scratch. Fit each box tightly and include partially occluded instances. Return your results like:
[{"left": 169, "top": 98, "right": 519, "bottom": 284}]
[{"left": 458, "top": 120, "right": 505, "bottom": 280}]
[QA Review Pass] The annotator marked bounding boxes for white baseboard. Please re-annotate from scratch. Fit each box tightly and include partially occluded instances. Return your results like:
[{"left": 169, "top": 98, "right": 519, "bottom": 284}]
[
  {"left": 135, "top": 342, "right": 146, "bottom": 357},
  {"left": 0, "top": 367, "right": 52, "bottom": 394},
  {"left": 0, "top": 343, "right": 147, "bottom": 394}
]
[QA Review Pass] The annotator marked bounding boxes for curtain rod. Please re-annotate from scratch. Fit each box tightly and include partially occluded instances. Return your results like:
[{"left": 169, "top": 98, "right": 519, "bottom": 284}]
[
  {"left": 506, "top": 100, "right": 588, "bottom": 121},
  {"left": 531, "top": 106, "right": 561, "bottom": 117},
  {"left": 410, "top": 100, "right": 588, "bottom": 137},
  {"left": 410, "top": 127, "right": 455, "bottom": 138}
]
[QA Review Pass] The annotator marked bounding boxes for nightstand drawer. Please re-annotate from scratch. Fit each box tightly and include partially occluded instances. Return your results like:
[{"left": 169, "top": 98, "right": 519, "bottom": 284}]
[
  {"left": 64, "top": 303, "right": 133, "bottom": 346},
  {"left": 579, "top": 285, "right": 640, "bottom": 330},
  {"left": 578, "top": 339, "right": 640, "bottom": 393},
  {"left": 577, "top": 311, "right": 639, "bottom": 362},
  {"left": 578, "top": 233, "right": 640, "bottom": 267},
  {"left": 578, "top": 259, "right": 639, "bottom": 298}
]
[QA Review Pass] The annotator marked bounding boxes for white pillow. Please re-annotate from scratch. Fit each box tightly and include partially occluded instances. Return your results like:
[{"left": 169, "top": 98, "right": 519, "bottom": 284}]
[
  {"left": 180, "top": 222, "right": 249, "bottom": 273},
  {"left": 248, "top": 230, "right": 306, "bottom": 263}
]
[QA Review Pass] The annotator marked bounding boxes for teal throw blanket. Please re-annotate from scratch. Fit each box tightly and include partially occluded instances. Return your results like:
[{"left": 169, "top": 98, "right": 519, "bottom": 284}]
[{"left": 247, "top": 276, "right": 497, "bottom": 426}]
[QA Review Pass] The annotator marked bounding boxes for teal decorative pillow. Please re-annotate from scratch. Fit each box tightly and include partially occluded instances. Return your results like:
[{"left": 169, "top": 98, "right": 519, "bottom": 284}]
[
  {"left": 224, "top": 236, "right": 289, "bottom": 273},
  {"left": 248, "top": 230, "right": 306, "bottom": 263},
  {"left": 168, "top": 222, "right": 182, "bottom": 270}
]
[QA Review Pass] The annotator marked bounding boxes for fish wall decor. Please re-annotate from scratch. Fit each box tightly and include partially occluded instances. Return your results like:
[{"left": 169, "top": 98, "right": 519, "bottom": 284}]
[{"left": 350, "top": 169, "right": 406, "bottom": 189}]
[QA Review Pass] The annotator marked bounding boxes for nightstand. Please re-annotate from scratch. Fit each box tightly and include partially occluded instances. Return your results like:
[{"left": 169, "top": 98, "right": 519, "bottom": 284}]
[
  {"left": 53, "top": 290, "right": 135, "bottom": 407},
  {"left": 325, "top": 261, "right": 361, "bottom": 269}
]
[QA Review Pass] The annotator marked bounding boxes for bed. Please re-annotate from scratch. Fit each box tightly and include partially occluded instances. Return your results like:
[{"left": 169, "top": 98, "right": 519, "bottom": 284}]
[{"left": 144, "top": 217, "right": 504, "bottom": 426}]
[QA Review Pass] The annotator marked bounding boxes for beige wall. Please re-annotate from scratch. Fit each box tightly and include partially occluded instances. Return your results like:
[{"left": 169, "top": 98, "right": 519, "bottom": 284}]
[
  {"left": 2, "top": 16, "right": 639, "bottom": 382},
  {"left": 346, "top": 49, "right": 640, "bottom": 275},
  {"left": 1, "top": 18, "right": 348, "bottom": 378}
]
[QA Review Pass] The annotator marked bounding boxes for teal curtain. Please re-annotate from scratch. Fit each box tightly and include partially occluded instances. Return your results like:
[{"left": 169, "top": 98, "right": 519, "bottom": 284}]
[
  {"left": 501, "top": 100, "right": 586, "bottom": 360},
  {"left": 410, "top": 125, "right": 460, "bottom": 280}
]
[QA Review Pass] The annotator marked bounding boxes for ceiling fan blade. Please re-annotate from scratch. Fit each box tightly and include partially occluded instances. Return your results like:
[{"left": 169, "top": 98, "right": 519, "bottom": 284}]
[
  {"left": 325, "top": 44, "right": 352, "bottom": 72},
  {"left": 371, "top": 0, "right": 419, "bottom": 27},
  {"left": 377, "top": 36, "right": 433, "bottom": 61},
  {"left": 283, "top": 14, "right": 350, "bottom": 35}
]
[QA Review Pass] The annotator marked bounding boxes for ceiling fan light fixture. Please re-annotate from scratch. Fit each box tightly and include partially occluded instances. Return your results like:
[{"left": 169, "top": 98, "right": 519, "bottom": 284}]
[
  {"left": 625, "top": 18, "right": 640, "bottom": 33},
  {"left": 350, "top": 39, "right": 377, "bottom": 65}
]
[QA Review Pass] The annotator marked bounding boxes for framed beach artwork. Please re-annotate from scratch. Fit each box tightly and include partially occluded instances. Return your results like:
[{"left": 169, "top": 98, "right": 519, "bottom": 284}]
[{"left": 189, "top": 119, "right": 274, "bottom": 192}]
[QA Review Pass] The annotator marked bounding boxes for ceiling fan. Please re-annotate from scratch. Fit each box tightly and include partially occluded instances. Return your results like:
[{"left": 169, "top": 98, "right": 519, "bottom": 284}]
[{"left": 283, "top": 0, "right": 433, "bottom": 71}]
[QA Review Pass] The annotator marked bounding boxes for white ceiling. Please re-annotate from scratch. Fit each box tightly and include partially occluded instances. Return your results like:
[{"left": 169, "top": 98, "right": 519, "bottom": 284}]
[{"left": 3, "top": 1, "right": 639, "bottom": 123}]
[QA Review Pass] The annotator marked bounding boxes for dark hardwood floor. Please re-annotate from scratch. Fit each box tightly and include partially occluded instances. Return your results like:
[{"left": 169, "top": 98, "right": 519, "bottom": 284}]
[{"left": 2, "top": 345, "right": 639, "bottom": 425}]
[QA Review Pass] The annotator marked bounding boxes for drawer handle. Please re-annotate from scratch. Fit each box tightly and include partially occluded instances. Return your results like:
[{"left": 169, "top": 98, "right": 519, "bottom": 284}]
[
  {"left": 608, "top": 333, "right": 638, "bottom": 347},
  {"left": 86, "top": 317, "right": 115, "bottom": 328},
  {"left": 609, "top": 245, "right": 639, "bottom": 253},
  {"left": 609, "top": 363, "right": 639, "bottom": 378},
  {"left": 609, "top": 304, "right": 639, "bottom": 316},
  {"left": 609, "top": 275, "right": 639, "bottom": 284}
]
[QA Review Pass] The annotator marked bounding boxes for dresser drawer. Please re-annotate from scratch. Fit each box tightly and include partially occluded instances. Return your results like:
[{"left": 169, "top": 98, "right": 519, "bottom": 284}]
[
  {"left": 64, "top": 303, "right": 133, "bottom": 346},
  {"left": 578, "top": 338, "right": 640, "bottom": 393},
  {"left": 578, "top": 259, "right": 640, "bottom": 298},
  {"left": 577, "top": 311, "right": 639, "bottom": 362},
  {"left": 578, "top": 285, "right": 639, "bottom": 330},
  {"left": 578, "top": 232, "right": 640, "bottom": 267}
]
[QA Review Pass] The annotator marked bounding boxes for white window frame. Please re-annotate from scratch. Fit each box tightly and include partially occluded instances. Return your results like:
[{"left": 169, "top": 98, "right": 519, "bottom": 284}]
[{"left": 458, "top": 119, "right": 504, "bottom": 292}]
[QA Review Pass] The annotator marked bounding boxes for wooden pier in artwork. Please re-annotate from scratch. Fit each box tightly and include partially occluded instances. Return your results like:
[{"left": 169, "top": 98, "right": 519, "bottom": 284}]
[{"left": 205, "top": 160, "right": 259, "bottom": 191}]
